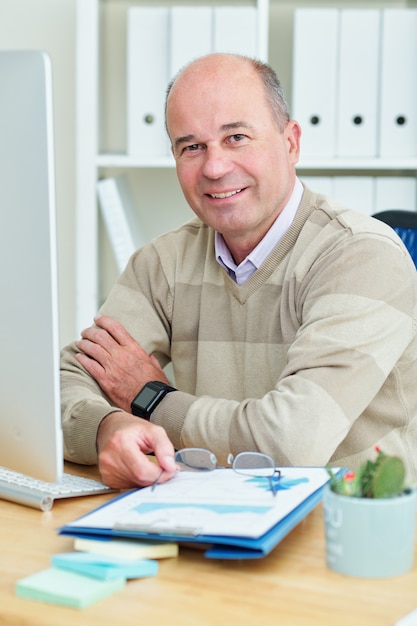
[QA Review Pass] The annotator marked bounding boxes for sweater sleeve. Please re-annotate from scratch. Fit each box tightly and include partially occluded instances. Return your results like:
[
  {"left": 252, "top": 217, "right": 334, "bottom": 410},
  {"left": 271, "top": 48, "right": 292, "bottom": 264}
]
[{"left": 60, "top": 244, "right": 173, "bottom": 464}]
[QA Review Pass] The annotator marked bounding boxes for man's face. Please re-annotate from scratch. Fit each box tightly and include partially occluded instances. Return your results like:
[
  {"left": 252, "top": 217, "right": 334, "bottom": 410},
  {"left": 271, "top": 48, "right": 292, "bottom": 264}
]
[{"left": 166, "top": 56, "right": 301, "bottom": 261}]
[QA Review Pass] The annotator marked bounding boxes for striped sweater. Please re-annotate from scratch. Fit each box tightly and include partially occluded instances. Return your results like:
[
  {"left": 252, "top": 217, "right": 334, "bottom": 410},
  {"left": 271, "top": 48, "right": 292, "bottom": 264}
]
[{"left": 61, "top": 186, "right": 417, "bottom": 479}]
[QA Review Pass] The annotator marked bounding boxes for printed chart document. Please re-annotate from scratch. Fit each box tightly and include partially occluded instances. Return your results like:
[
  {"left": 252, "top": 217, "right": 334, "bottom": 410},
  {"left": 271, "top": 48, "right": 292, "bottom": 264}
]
[{"left": 60, "top": 467, "right": 332, "bottom": 559}]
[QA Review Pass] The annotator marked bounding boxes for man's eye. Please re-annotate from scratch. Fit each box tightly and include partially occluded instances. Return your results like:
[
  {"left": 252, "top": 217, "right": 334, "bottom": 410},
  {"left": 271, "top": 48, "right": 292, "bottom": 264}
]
[
  {"left": 229, "top": 134, "right": 246, "bottom": 143},
  {"left": 184, "top": 144, "right": 200, "bottom": 152}
]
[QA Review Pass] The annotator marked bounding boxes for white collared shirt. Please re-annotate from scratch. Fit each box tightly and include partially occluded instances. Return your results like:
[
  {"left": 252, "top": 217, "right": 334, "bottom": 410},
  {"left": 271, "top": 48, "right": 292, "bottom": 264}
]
[{"left": 215, "top": 177, "right": 304, "bottom": 284}]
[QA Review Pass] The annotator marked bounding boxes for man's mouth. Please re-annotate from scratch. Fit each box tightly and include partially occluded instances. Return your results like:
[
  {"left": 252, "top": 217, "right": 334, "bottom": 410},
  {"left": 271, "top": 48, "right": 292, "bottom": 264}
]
[{"left": 209, "top": 189, "right": 243, "bottom": 199}]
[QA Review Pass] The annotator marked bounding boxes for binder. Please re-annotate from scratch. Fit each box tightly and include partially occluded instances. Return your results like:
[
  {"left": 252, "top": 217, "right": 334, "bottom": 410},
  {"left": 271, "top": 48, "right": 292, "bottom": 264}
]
[
  {"left": 169, "top": 7, "right": 213, "bottom": 78},
  {"left": 336, "top": 10, "right": 381, "bottom": 157},
  {"left": 379, "top": 9, "right": 417, "bottom": 157},
  {"left": 333, "top": 177, "right": 375, "bottom": 215},
  {"left": 292, "top": 9, "right": 339, "bottom": 158},
  {"left": 97, "top": 176, "right": 146, "bottom": 273},
  {"left": 126, "top": 7, "right": 170, "bottom": 158},
  {"left": 59, "top": 467, "right": 335, "bottom": 560},
  {"left": 214, "top": 6, "right": 258, "bottom": 56},
  {"left": 375, "top": 177, "right": 417, "bottom": 213}
]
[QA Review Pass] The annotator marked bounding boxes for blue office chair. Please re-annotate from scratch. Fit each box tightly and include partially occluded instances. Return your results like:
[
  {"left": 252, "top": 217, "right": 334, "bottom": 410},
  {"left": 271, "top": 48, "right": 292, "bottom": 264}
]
[{"left": 372, "top": 210, "right": 417, "bottom": 268}]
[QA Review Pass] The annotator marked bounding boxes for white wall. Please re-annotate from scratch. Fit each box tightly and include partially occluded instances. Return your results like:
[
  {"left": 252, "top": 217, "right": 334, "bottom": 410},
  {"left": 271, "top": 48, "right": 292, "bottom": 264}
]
[{"left": 0, "top": 0, "right": 77, "bottom": 346}]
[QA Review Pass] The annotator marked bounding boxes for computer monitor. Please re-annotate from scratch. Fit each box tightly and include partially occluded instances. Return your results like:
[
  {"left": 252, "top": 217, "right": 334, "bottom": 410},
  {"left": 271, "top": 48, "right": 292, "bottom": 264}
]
[{"left": 0, "top": 50, "right": 63, "bottom": 482}]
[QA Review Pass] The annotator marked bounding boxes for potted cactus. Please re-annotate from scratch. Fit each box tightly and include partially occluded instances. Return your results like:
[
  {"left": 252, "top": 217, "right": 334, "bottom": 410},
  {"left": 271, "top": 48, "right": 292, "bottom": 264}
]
[{"left": 323, "top": 447, "right": 417, "bottom": 578}]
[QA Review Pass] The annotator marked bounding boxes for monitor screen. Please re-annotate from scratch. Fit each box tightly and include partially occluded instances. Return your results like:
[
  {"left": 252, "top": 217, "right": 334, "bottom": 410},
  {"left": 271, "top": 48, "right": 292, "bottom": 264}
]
[{"left": 0, "top": 50, "right": 63, "bottom": 481}]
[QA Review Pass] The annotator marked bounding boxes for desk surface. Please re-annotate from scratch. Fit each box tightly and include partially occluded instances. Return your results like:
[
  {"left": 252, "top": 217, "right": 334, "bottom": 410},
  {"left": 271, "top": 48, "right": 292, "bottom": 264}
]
[{"left": 1, "top": 463, "right": 416, "bottom": 626}]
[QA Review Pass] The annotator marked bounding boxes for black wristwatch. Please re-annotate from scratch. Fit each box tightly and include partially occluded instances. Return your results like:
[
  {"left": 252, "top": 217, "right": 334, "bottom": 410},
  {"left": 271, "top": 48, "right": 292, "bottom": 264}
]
[{"left": 131, "top": 381, "right": 176, "bottom": 420}]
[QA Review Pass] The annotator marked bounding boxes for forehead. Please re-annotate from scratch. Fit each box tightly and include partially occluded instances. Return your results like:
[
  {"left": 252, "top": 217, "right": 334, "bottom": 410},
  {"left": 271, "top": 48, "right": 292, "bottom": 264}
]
[{"left": 166, "top": 59, "right": 273, "bottom": 138}]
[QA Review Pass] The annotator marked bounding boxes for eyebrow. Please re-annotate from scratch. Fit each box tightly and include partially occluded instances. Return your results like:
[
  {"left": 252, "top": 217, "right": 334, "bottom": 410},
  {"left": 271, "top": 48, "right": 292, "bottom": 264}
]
[{"left": 173, "top": 121, "right": 255, "bottom": 152}]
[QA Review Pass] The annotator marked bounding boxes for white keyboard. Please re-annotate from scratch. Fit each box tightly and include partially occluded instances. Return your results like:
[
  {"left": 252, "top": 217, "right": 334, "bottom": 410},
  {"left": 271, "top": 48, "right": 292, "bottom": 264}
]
[{"left": 0, "top": 466, "right": 116, "bottom": 511}]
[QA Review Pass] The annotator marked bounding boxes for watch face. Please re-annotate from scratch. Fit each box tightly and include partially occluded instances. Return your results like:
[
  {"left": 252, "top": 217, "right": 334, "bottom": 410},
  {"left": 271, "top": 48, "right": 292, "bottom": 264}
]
[
  {"left": 137, "top": 386, "right": 158, "bottom": 405},
  {"left": 132, "top": 382, "right": 174, "bottom": 419}
]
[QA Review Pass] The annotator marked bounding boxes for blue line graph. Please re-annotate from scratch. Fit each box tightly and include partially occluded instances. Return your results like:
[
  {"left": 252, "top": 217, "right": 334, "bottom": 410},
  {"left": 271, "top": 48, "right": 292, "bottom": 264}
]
[{"left": 134, "top": 502, "right": 272, "bottom": 515}]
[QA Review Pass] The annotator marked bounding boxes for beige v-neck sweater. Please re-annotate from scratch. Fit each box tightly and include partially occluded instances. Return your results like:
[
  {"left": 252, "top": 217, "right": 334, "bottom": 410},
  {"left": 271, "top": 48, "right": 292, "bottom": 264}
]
[{"left": 61, "top": 186, "right": 417, "bottom": 479}]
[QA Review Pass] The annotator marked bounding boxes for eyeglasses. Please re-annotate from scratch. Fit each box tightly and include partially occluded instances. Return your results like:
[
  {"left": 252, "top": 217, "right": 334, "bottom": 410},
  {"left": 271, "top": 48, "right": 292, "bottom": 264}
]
[{"left": 152, "top": 447, "right": 281, "bottom": 496}]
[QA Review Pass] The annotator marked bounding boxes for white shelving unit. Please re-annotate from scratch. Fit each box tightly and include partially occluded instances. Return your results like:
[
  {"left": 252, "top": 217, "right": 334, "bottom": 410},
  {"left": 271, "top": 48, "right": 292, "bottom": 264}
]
[
  {"left": 298, "top": 159, "right": 417, "bottom": 171},
  {"left": 75, "top": 0, "right": 417, "bottom": 334},
  {"left": 294, "top": 3, "right": 417, "bottom": 217},
  {"left": 75, "top": 0, "right": 269, "bottom": 333}
]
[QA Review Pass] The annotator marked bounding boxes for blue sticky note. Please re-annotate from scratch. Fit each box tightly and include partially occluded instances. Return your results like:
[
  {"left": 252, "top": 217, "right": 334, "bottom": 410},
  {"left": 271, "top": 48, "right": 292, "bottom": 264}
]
[
  {"left": 16, "top": 567, "right": 125, "bottom": 609},
  {"left": 51, "top": 552, "right": 159, "bottom": 580}
]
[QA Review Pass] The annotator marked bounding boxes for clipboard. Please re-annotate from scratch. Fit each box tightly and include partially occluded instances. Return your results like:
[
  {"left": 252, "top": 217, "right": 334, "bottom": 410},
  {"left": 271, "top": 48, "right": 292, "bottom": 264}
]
[{"left": 59, "top": 467, "right": 336, "bottom": 560}]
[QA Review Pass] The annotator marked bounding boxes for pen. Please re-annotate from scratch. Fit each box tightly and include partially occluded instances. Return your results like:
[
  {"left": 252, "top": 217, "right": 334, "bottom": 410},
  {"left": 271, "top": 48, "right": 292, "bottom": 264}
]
[{"left": 151, "top": 469, "right": 164, "bottom": 491}]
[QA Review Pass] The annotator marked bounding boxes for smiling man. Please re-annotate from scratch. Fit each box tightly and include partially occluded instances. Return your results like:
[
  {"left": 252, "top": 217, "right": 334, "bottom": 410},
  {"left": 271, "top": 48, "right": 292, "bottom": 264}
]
[
  {"left": 61, "top": 53, "right": 417, "bottom": 489},
  {"left": 167, "top": 54, "right": 300, "bottom": 266}
]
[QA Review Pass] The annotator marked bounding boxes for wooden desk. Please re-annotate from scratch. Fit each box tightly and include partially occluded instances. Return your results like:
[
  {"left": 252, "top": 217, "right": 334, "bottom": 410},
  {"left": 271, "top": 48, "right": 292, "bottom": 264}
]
[{"left": 1, "top": 464, "right": 416, "bottom": 626}]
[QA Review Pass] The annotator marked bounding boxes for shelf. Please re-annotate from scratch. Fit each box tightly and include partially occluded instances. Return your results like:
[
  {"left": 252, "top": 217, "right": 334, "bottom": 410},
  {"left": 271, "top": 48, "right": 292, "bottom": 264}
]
[
  {"left": 96, "top": 154, "right": 417, "bottom": 171},
  {"left": 97, "top": 153, "right": 175, "bottom": 169},
  {"left": 297, "top": 158, "right": 417, "bottom": 172}
]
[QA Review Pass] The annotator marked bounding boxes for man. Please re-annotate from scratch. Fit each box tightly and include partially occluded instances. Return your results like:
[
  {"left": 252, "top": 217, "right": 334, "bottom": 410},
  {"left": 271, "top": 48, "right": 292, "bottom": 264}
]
[{"left": 61, "top": 53, "right": 417, "bottom": 489}]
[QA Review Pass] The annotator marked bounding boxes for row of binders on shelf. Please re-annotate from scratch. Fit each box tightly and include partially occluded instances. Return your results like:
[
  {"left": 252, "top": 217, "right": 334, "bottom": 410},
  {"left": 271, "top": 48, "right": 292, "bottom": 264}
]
[
  {"left": 302, "top": 176, "right": 417, "bottom": 217},
  {"left": 127, "top": 4, "right": 266, "bottom": 159},
  {"left": 292, "top": 8, "right": 417, "bottom": 159}
]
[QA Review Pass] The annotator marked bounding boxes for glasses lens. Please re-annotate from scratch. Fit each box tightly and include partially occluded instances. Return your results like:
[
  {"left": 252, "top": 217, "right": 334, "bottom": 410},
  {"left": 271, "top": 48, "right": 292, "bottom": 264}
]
[
  {"left": 232, "top": 452, "right": 275, "bottom": 477},
  {"left": 175, "top": 448, "right": 217, "bottom": 471}
]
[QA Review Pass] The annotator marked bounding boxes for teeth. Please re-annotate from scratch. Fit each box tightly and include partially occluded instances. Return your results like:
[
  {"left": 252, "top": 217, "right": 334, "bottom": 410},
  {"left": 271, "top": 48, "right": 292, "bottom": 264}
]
[{"left": 210, "top": 189, "right": 242, "bottom": 199}]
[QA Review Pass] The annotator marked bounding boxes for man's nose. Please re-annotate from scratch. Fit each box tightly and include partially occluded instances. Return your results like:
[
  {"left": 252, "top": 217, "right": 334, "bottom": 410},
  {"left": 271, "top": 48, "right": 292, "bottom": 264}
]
[{"left": 201, "top": 146, "right": 234, "bottom": 179}]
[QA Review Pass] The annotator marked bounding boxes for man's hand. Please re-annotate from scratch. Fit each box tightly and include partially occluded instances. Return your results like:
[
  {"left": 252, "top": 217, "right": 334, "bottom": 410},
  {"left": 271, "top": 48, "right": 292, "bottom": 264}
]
[
  {"left": 97, "top": 411, "right": 177, "bottom": 489},
  {"left": 75, "top": 315, "right": 170, "bottom": 413}
]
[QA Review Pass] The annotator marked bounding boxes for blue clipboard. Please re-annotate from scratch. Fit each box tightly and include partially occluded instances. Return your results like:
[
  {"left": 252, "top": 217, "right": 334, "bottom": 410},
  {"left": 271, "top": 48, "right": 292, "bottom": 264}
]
[{"left": 59, "top": 481, "right": 328, "bottom": 560}]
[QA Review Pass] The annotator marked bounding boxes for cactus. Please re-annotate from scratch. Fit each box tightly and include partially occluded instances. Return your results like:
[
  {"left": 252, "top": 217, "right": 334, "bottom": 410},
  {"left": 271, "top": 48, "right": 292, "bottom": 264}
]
[
  {"left": 372, "top": 455, "right": 405, "bottom": 498},
  {"left": 327, "top": 447, "right": 406, "bottom": 498}
]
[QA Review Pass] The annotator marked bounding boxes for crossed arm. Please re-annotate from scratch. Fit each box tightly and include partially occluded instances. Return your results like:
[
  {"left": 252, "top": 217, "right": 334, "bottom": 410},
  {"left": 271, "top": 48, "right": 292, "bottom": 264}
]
[{"left": 74, "top": 314, "right": 177, "bottom": 489}]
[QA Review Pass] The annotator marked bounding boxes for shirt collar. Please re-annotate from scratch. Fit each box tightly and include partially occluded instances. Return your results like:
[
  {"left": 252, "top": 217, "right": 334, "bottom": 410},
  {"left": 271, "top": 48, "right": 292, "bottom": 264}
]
[{"left": 215, "top": 177, "right": 304, "bottom": 284}]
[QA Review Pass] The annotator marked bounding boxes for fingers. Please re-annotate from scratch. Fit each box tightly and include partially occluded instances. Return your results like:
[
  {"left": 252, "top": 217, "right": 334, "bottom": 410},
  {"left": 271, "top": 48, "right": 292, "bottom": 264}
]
[
  {"left": 76, "top": 316, "right": 140, "bottom": 368},
  {"left": 75, "top": 316, "right": 131, "bottom": 359},
  {"left": 97, "top": 413, "right": 177, "bottom": 489},
  {"left": 76, "top": 333, "right": 109, "bottom": 366},
  {"left": 153, "top": 446, "right": 178, "bottom": 475},
  {"left": 77, "top": 316, "right": 149, "bottom": 362},
  {"left": 75, "top": 351, "right": 105, "bottom": 379},
  {"left": 94, "top": 314, "right": 133, "bottom": 347},
  {"left": 100, "top": 445, "right": 168, "bottom": 489}
]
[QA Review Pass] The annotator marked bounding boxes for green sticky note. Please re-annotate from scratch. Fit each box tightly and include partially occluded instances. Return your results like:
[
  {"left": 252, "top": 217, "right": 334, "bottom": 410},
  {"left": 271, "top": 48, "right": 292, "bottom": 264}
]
[{"left": 15, "top": 567, "right": 125, "bottom": 609}]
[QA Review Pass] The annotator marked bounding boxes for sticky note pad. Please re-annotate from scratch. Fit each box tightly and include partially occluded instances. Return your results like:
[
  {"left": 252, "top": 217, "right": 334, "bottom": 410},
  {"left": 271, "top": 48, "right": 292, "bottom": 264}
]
[
  {"left": 74, "top": 536, "right": 178, "bottom": 560},
  {"left": 51, "top": 552, "right": 158, "bottom": 580},
  {"left": 16, "top": 567, "right": 125, "bottom": 609}
]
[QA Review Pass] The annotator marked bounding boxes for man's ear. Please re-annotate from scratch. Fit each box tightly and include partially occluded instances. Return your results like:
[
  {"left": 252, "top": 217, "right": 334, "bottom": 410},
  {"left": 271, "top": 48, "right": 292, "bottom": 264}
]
[{"left": 285, "top": 120, "right": 302, "bottom": 164}]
